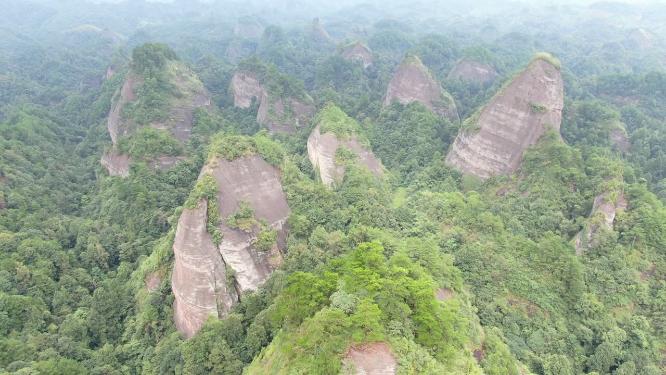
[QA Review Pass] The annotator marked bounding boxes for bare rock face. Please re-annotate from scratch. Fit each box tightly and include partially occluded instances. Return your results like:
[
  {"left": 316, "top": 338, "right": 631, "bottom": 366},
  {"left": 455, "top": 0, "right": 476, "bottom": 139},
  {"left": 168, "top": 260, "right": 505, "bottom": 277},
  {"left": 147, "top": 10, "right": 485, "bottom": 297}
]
[
  {"left": 343, "top": 342, "right": 397, "bottom": 375},
  {"left": 100, "top": 150, "right": 130, "bottom": 177},
  {"left": 311, "top": 18, "right": 334, "bottom": 44},
  {"left": 307, "top": 125, "right": 383, "bottom": 187},
  {"left": 107, "top": 73, "right": 139, "bottom": 145},
  {"left": 445, "top": 57, "right": 564, "bottom": 179},
  {"left": 172, "top": 200, "right": 237, "bottom": 339},
  {"left": 447, "top": 59, "right": 499, "bottom": 85},
  {"left": 102, "top": 62, "right": 211, "bottom": 177},
  {"left": 610, "top": 125, "right": 631, "bottom": 153},
  {"left": 230, "top": 71, "right": 315, "bottom": 133},
  {"left": 574, "top": 191, "right": 627, "bottom": 255},
  {"left": 384, "top": 55, "right": 459, "bottom": 123},
  {"left": 172, "top": 155, "right": 289, "bottom": 337},
  {"left": 341, "top": 42, "right": 373, "bottom": 68}
]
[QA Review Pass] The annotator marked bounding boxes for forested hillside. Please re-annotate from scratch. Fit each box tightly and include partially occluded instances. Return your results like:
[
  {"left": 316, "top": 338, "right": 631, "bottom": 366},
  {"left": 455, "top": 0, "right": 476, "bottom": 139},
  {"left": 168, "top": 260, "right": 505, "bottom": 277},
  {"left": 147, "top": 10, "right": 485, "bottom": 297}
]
[{"left": 1, "top": 1, "right": 665, "bottom": 374}]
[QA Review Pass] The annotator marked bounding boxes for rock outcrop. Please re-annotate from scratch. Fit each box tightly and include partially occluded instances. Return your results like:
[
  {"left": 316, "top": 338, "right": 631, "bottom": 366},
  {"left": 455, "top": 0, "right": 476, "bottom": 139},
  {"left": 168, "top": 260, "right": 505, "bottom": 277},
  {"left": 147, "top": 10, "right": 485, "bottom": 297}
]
[
  {"left": 172, "top": 153, "right": 289, "bottom": 337},
  {"left": 100, "top": 150, "right": 130, "bottom": 177},
  {"left": 230, "top": 67, "right": 315, "bottom": 133},
  {"left": 574, "top": 190, "right": 627, "bottom": 255},
  {"left": 610, "top": 123, "right": 631, "bottom": 153},
  {"left": 311, "top": 18, "right": 334, "bottom": 44},
  {"left": 447, "top": 59, "right": 499, "bottom": 85},
  {"left": 384, "top": 55, "right": 459, "bottom": 123},
  {"left": 340, "top": 42, "right": 373, "bottom": 68},
  {"left": 172, "top": 199, "right": 237, "bottom": 339},
  {"left": 102, "top": 56, "right": 211, "bottom": 177},
  {"left": 307, "top": 105, "right": 383, "bottom": 186},
  {"left": 343, "top": 342, "right": 397, "bottom": 375},
  {"left": 445, "top": 55, "right": 564, "bottom": 179}
]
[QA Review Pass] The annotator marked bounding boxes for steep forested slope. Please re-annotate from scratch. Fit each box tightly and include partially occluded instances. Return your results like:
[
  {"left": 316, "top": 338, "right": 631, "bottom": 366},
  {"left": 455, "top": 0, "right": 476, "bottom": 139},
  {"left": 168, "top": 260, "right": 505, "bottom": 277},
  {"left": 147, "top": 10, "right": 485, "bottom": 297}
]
[{"left": 1, "top": 1, "right": 665, "bottom": 374}]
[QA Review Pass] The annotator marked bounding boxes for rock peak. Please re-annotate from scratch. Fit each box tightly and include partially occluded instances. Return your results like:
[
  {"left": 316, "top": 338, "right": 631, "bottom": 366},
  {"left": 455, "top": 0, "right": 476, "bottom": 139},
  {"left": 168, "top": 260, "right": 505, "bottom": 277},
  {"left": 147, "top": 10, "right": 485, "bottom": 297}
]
[
  {"left": 445, "top": 54, "right": 564, "bottom": 179},
  {"left": 384, "top": 54, "right": 459, "bottom": 123}
]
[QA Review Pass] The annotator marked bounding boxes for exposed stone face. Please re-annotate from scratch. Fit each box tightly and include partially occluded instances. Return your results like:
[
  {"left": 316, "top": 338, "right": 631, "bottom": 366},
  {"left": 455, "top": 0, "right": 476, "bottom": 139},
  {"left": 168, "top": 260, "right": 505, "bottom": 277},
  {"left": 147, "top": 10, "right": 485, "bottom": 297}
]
[
  {"left": 102, "top": 64, "right": 211, "bottom": 177},
  {"left": 311, "top": 17, "right": 333, "bottom": 44},
  {"left": 307, "top": 125, "right": 384, "bottom": 187},
  {"left": 205, "top": 156, "right": 288, "bottom": 292},
  {"left": 230, "top": 71, "right": 315, "bottom": 133},
  {"left": 384, "top": 56, "right": 459, "bottom": 123},
  {"left": 230, "top": 72, "right": 265, "bottom": 108},
  {"left": 610, "top": 126, "right": 631, "bottom": 153},
  {"left": 341, "top": 42, "right": 373, "bottom": 68},
  {"left": 107, "top": 74, "right": 139, "bottom": 145},
  {"left": 447, "top": 59, "right": 499, "bottom": 85},
  {"left": 445, "top": 58, "right": 564, "bottom": 179},
  {"left": 101, "top": 150, "right": 130, "bottom": 177},
  {"left": 172, "top": 155, "right": 289, "bottom": 337},
  {"left": 343, "top": 342, "right": 397, "bottom": 375},
  {"left": 172, "top": 200, "right": 237, "bottom": 339},
  {"left": 574, "top": 191, "right": 627, "bottom": 255}
]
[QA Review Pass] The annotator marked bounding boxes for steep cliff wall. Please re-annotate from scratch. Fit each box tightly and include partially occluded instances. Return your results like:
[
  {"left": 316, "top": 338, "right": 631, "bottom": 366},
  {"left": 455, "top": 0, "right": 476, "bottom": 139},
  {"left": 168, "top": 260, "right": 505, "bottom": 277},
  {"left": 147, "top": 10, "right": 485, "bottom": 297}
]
[
  {"left": 230, "top": 69, "right": 315, "bottom": 133},
  {"left": 384, "top": 55, "right": 459, "bottom": 123},
  {"left": 172, "top": 153, "right": 289, "bottom": 337},
  {"left": 445, "top": 56, "right": 564, "bottom": 179},
  {"left": 341, "top": 42, "right": 373, "bottom": 68},
  {"left": 102, "top": 59, "right": 211, "bottom": 177},
  {"left": 574, "top": 190, "right": 627, "bottom": 254},
  {"left": 307, "top": 105, "right": 383, "bottom": 187},
  {"left": 447, "top": 59, "right": 499, "bottom": 85},
  {"left": 172, "top": 200, "right": 237, "bottom": 339}
]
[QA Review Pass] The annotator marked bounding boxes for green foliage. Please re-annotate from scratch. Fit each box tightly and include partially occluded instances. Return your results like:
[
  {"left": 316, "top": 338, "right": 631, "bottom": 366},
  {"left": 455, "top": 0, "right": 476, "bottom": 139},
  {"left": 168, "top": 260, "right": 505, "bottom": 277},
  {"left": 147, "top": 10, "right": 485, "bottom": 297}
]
[
  {"left": 237, "top": 57, "right": 310, "bottom": 102},
  {"left": 131, "top": 43, "right": 179, "bottom": 76},
  {"left": 532, "top": 52, "right": 561, "bottom": 70},
  {"left": 207, "top": 132, "right": 285, "bottom": 166},
  {"left": 117, "top": 127, "right": 182, "bottom": 158},
  {"left": 316, "top": 103, "right": 363, "bottom": 139}
]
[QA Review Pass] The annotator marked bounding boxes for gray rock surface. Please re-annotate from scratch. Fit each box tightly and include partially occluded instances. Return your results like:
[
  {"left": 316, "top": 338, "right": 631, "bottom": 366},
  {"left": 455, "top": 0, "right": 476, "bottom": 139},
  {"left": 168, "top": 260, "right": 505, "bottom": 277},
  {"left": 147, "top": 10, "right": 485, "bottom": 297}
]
[
  {"left": 445, "top": 57, "right": 564, "bottom": 179},
  {"left": 384, "top": 55, "right": 459, "bottom": 123},
  {"left": 307, "top": 125, "right": 383, "bottom": 187}
]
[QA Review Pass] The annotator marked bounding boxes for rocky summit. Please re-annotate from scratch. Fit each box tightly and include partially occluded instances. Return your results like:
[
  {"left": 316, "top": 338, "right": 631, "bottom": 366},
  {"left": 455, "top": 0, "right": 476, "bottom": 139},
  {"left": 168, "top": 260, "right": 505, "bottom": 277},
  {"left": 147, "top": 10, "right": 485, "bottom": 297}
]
[
  {"left": 445, "top": 54, "right": 564, "bottom": 179},
  {"left": 384, "top": 55, "right": 459, "bottom": 123}
]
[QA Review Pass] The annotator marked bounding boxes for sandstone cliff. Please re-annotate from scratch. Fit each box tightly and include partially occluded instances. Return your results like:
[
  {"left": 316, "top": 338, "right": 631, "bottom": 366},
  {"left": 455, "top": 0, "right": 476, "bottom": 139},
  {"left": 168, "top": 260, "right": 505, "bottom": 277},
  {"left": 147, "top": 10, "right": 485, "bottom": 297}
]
[
  {"left": 447, "top": 59, "right": 499, "bottom": 85},
  {"left": 343, "top": 342, "right": 397, "bottom": 375},
  {"left": 311, "top": 18, "right": 334, "bottom": 45},
  {"left": 230, "top": 66, "right": 315, "bottom": 133},
  {"left": 307, "top": 105, "right": 383, "bottom": 187},
  {"left": 172, "top": 199, "right": 237, "bottom": 338},
  {"left": 340, "top": 41, "right": 373, "bottom": 68},
  {"left": 172, "top": 150, "right": 289, "bottom": 337},
  {"left": 384, "top": 55, "right": 459, "bottom": 123},
  {"left": 445, "top": 55, "right": 564, "bottom": 179},
  {"left": 102, "top": 57, "right": 211, "bottom": 177},
  {"left": 574, "top": 190, "right": 627, "bottom": 255}
]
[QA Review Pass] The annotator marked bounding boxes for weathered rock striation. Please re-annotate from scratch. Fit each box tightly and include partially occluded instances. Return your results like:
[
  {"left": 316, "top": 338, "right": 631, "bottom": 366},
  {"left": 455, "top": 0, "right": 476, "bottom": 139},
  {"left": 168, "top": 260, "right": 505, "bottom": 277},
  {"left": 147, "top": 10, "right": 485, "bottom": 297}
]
[
  {"left": 172, "top": 153, "right": 289, "bottom": 337},
  {"left": 230, "top": 68, "right": 315, "bottom": 133},
  {"left": 574, "top": 190, "right": 627, "bottom": 255},
  {"left": 172, "top": 199, "right": 237, "bottom": 338},
  {"left": 445, "top": 55, "right": 564, "bottom": 179},
  {"left": 307, "top": 105, "right": 383, "bottom": 187},
  {"left": 340, "top": 41, "right": 373, "bottom": 68},
  {"left": 447, "top": 58, "right": 499, "bottom": 85},
  {"left": 102, "top": 59, "right": 211, "bottom": 177},
  {"left": 384, "top": 55, "right": 459, "bottom": 123}
]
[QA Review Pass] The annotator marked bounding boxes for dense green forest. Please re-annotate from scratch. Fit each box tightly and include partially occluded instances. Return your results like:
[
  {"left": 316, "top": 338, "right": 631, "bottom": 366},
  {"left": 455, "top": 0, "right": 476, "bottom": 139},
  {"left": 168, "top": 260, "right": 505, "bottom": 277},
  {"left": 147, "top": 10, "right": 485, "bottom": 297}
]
[{"left": 1, "top": 0, "right": 665, "bottom": 374}]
